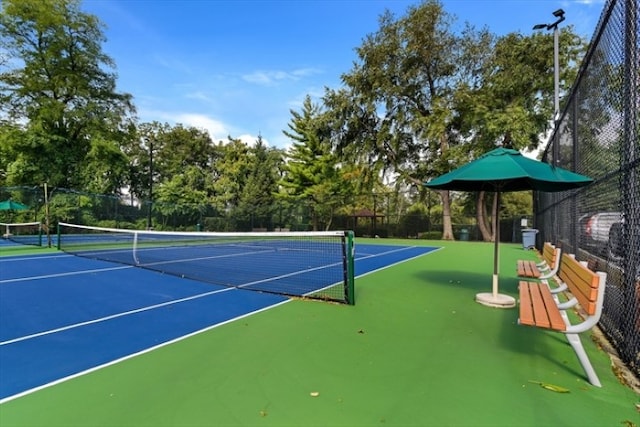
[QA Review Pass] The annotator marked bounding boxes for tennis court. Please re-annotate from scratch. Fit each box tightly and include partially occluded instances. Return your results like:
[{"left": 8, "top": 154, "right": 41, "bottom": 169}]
[
  {"left": 0, "top": 238, "right": 637, "bottom": 426},
  {"left": 0, "top": 240, "right": 437, "bottom": 402}
]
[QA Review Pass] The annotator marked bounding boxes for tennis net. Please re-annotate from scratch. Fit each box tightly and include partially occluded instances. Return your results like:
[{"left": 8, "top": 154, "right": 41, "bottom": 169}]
[
  {"left": 1, "top": 222, "right": 42, "bottom": 246},
  {"left": 57, "top": 222, "right": 355, "bottom": 304}
]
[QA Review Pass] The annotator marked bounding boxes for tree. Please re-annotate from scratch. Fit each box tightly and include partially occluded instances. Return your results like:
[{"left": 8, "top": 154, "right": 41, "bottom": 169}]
[
  {"left": 128, "top": 122, "right": 218, "bottom": 228},
  {"left": 281, "top": 96, "right": 352, "bottom": 231},
  {"left": 323, "top": 0, "right": 585, "bottom": 241},
  {"left": 210, "top": 137, "right": 251, "bottom": 215},
  {"left": 0, "top": 0, "right": 135, "bottom": 191},
  {"left": 324, "top": 0, "right": 481, "bottom": 240},
  {"left": 453, "top": 28, "right": 585, "bottom": 241},
  {"left": 236, "top": 135, "right": 284, "bottom": 230}
]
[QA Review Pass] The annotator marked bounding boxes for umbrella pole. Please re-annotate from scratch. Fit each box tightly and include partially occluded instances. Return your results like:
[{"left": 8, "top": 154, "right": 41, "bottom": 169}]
[
  {"left": 476, "top": 191, "right": 516, "bottom": 309},
  {"left": 493, "top": 191, "right": 500, "bottom": 298}
]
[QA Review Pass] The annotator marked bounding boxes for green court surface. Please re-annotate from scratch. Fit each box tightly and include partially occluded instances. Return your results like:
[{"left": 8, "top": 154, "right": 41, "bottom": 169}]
[{"left": 1, "top": 240, "right": 638, "bottom": 426}]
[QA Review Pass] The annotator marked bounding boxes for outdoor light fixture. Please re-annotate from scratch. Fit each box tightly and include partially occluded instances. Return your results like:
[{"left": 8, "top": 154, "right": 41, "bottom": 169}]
[{"left": 533, "top": 8, "right": 566, "bottom": 123}]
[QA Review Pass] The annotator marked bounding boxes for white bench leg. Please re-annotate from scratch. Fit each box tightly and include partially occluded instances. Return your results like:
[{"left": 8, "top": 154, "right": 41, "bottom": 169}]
[{"left": 566, "top": 333, "right": 602, "bottom": 387}]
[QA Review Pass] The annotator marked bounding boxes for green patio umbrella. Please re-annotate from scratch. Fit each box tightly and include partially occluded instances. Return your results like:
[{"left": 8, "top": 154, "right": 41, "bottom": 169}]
[
  {"left": 0, "top": 199, "right": 29, "bottom": 211},
  {"left": 425, "top": 147, "right": 593, "bottom": 308}
]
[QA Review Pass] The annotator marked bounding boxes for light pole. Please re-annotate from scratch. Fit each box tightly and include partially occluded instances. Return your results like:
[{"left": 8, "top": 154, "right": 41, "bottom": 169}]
[
  {"left": 533, "top": 8, "right": 565, "bottom": 123},
  {"left": 534, "top": 9, "right": 565, "bottom": 242},
  {"left": 147, "top": 137, "right": 153, "bottom": 230}
]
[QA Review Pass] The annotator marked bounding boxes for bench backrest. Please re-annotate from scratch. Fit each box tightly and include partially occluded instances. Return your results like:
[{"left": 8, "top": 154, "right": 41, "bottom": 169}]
[
  {"left": 542, "top": 242, "right": 559, "bottom": 267},
  {"left": 558, "top": 254, "right": 602, "bottom": 316}
]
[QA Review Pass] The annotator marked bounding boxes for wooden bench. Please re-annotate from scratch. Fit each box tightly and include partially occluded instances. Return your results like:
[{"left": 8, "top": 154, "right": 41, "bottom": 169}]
[
  {"left": 518, "top": 253, "right": 607, "bottom": 387},
  {"left": 517, "top": 242, "right": 561, "bottom": 280}
]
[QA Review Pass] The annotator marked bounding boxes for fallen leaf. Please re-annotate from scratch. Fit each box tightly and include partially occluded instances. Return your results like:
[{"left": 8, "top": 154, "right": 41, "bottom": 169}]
[{"left": 528, "top": 380, "right": 570, "bottom": 393}]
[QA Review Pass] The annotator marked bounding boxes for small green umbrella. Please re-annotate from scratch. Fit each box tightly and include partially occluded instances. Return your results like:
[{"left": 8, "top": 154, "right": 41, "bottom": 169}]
[
  {"left": 425, "top": 147, "right": 593, "bottom": 308},
  {"left": 0, "top": 199, "right": 29, "bottom": 211}
]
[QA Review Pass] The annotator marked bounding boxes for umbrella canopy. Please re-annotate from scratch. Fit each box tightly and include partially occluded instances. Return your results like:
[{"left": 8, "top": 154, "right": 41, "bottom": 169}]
[
  {"left": 426, "top": 147, "right": 593, "bottom": 192},
  {"left": 0, "top": 200, "right": 29, "bottom": 211},
  {"left": 424, "top": 147, "right": 593, "bottom": 308}
]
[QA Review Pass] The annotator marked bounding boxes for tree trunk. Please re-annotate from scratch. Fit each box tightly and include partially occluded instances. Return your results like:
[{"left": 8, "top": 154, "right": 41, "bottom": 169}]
[
  {"left": 476, "top": 191, "right": 492, "bottom": 242},
  {"left": 440, "top": 190, "right": 454, "bottom": 240},
  {"left": 491, "top": 192, "right": 498, "bottom": 243}
]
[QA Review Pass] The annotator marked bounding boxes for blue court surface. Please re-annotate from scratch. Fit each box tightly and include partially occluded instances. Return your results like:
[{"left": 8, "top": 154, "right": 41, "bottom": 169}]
[{"left": 0, "top": 243, "right": 438, "bottom": 401}]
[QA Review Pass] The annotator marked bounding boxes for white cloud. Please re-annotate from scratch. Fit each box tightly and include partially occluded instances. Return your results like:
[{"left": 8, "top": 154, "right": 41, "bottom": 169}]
[
  {"left": 237, "top": 133, "right": 271, "bottom": 147},
  {"left": 152, "top": 54, "right": 193, "bottom": 75},
  {"left": 175, "top": 113, "right": 229, "bottom": 141},
  {"left": 567, "top": 0, "right": 605, "bottom": 5},
  {"left": 242, "top": 67, "right": 322, "bottom": 86},
  {"left": 184, "top": 91, "right": 216, "bottom": 103},
  {"left": 139, "top": 108, "right": 230, "bottom": 141}
]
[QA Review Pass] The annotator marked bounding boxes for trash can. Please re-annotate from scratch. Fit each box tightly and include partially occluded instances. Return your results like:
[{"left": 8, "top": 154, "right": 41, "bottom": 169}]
[
  {"left": 522, "top": 229, "right": 538, "bottom": 249},
  {"left": 459, "top": 228, "right": 469, "bottom": 241}
]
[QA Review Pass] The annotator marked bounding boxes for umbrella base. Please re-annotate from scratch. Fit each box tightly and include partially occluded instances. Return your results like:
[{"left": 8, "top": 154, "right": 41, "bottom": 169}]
[{"left": 475, "top": 292, "right": 516, "bottom": 308}]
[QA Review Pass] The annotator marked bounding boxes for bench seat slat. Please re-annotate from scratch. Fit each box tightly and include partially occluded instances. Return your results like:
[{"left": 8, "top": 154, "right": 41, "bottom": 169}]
[
  {"left": 519, "top": 281, "right": 566, "bottom": 331},
  {"left": 518, "top": 260, "right": 540, "bottom": 278},
  {"left": 537, "top": 284, "right": 566, "bottom": 330},
  {"left": 518, "top": 281, "right": 535, "bottom": 325}
]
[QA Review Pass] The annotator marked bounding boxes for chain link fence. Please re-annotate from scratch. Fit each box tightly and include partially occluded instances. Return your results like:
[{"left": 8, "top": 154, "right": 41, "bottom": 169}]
[
  {"left": 536, "top": 0, "right": 639, "bottom": 378},
  {"left": 0, "top": 185, "right": 532, "bottom": 244}
]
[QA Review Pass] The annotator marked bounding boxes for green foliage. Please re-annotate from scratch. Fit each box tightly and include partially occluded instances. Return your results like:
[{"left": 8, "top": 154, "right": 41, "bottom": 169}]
[
  {"left": 236, "top": 135, "right": 283, "bottom": 229},
  {"left": 417, "top": 231, "right": 442, "bottom": 240},
  {"left": 500, "top": 192, "right": 533, "bottom": 218},
  {"left": 210, "top": 137, "right": 251, "bottom": 212},
  {"left": 0, "top": 0, "right": 135, "bottom": 190},
  {"left": 281, "top": 96, "right": 354, "bottom": 230},
  {"left": 454, "top": 29, "right": 586, "bottom": 154}
]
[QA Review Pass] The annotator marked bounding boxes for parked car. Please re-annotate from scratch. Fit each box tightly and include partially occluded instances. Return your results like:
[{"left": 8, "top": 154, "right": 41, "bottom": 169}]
[
  {"left": 606, "top": 220, "right": 624, "bottom": 262},
  {"left": 582, "top": 212, "right": 623, "bottom": 258}
]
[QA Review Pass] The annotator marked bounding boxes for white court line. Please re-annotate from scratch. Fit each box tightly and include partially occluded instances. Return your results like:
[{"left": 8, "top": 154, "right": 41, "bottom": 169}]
[
  {"left": 0, "top": 254, "right": 73, "bottom": 263},
  {"left": 355, "top": 245, "right": 443, "bottom": 279},
  {"left": 0, "top": 265, "right": 134, "bottom": 284},
  {"left": 0, "top": 249, "right": 275, "bottom": 284},
  {"left": 0, "top": 287, "right": 235, "bottom": 346},
  {"left": 0, "top": 299, "right": 291, "bottom": 404}
]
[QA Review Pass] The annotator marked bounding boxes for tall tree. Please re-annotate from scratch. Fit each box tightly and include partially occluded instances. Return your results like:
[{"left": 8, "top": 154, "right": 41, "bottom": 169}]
[
  {"left": 324, "top": 0, "right": 479, "bottom": 240},
  {"left": 324, "top": 0, "right": 585, "bottom": 240},
  {"left": 134, "top": 122, "right": 217, "bottom": 228},
  {"left": 209, "top": 137, "right": 252, "bottom": 229},
  {"left": 454, "top": 28, "right": 585, "bottom": 241},
  {"left": 0, "top": 0, "right": 135, "bottom": 191},
  {"left": 281, "top": 96, "right": 350, "bottom": 231},
  {"left": 236, "top": 135, "right": 283, "bottom": 230}
]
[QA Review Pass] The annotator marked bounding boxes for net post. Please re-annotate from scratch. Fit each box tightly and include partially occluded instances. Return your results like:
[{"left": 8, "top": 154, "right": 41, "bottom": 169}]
[
  {"left": 38, "top": 223, "right": 43, "bottom": 247},
  {"left": 56, "top": 223, "right": 61, "bottom": 250},
  {"left": 132, "top": 232, "right": 140, "bottom": 265},
  {"left": 346, "top": 230, "right": 355, "bottom": 305}
]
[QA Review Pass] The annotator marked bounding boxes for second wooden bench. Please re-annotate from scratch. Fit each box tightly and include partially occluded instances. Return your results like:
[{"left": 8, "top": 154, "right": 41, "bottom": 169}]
[{"left": 517, "top": 242, "right": 561, "bottom": 280}]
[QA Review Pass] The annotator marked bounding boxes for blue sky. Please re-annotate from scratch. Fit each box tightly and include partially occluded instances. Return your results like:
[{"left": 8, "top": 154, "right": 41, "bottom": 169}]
[{"left": 83, "top": 0, "right": 606, "bottom": 149}]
